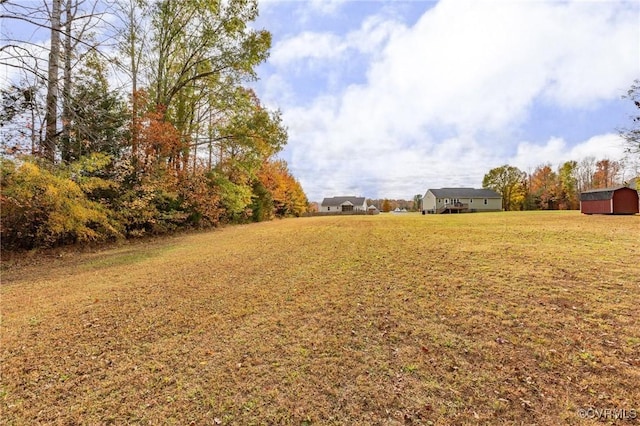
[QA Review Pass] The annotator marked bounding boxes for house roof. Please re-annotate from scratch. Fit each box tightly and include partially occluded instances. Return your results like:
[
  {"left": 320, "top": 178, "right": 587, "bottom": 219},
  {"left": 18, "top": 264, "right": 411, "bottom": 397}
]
[
  {"left": 321, "top": 196, "right": 366, "bottom": 206},
  {"left": 427, "top": 188, "right": 501, "bottom": 199},
  {"left": 580, "top": 186, "right": 636, "bottom": 201}
]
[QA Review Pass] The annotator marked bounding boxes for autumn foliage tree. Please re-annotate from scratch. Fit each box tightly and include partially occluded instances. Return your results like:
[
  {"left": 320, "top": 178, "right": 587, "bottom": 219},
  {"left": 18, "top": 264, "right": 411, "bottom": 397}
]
[
  {"left": 592, "top": 159, "right": 621, "bottom": 189},
  {"left": 482, "top": 157, "right": 624, "bottom": 212},
  {"left": 256, "top": 159, "right": 307, "bottom": 220},
  {"left": 0, "top": 157, "right": 121, "bottom": 249},
  {"left": 0, "top": 0, "right": 309, "bottom": 250},
  {"left": 482, "top": 165, "right": 526, "bottom": 211},
  {"left": 529, "top": 164, "right": 559, "bottom": 210},
  {"left": 557, "top": 161, "right": 579, "bottom": 210},
  {"left": 137, "top": 104, "right": 184, "bottom": 176}
]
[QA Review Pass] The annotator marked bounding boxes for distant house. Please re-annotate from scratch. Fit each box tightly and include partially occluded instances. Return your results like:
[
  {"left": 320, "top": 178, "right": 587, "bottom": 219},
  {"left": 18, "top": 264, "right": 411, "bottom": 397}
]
[
  {"left": 580, "top": 187, "right": 639, "bottom": 215},
  {"left": 320, "top": 196, "right": 367, "bottom": 213},
  {"left": 422, "top": 188, "right": 502, "bottom": 213}
]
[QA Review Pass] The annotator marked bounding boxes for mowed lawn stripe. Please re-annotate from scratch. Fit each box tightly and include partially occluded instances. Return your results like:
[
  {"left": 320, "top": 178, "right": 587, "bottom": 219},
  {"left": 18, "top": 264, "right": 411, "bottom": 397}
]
[{"left": 1, "top": 212, "right": 639, "bottom": 424}]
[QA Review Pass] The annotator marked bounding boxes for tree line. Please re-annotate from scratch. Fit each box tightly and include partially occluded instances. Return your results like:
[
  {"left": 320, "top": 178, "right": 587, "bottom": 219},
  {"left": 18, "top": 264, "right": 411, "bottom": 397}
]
[
  {"left": 483, "top": 80, "right": 640, "bottom": 212},
  {"left": 482, "top": 157, "right": 636, "bottom": 211},
  {"left": 1, "top": 0, "right": 308, "bottom": 250}
]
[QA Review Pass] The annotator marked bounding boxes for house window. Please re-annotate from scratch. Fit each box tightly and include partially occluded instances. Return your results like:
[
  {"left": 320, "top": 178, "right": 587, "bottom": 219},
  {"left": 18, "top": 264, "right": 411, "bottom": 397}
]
[
  {"left": 327, "top": 207, "right": 330, "bottom": 211},
  {"left": 342, "top": 205, "right": 353, "bottom": 212},
  {"left": 484, "top": 199, "right": 488, "bottom": 205},
  {"left": 445, "top": 199, "right": 449, "bottom": 204},
  {"left": 470, "top": 199, "right": 473, "bottom": 203}
]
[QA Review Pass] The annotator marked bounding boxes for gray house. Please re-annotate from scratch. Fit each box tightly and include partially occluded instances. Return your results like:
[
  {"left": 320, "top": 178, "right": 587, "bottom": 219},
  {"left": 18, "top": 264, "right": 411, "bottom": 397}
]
[
  {"left": 320, "top": 196, "right": 367, "bottom": 213},
  {"left": 422, "top": 188, "right": 502, "bottom": 213}
]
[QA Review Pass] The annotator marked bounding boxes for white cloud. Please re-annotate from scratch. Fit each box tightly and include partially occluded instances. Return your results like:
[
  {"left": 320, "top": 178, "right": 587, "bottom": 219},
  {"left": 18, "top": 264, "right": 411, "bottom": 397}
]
[
  {"left": 259, "top": 73, "right": 295, "bottom": 109},
  {"left": 510, "top": 134, "right": 627, "bottom": 173},
  {"left": 262, "top": 0, "right": 640, "bottom": 200},
  {"left": 270, "top": 32, "right": 346, "bottom": 67},
  {"left": 345, "top": 14, "right": 405, "bottom": 57},
  {"left": 270, "top": 15, "right": 402, "bottom": 68},
  {"left": 359, "top": 0, "right": 638, "bottom": 135},
  {"left": 308, "top": 0, "right": 347, "bottom": 15},
  {"left": 566, "top": 134, "right": 627, "bottom": 164}
]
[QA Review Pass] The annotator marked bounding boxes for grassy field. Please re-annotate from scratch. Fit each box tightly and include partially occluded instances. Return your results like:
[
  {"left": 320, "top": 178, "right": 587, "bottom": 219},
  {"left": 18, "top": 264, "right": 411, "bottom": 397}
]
[{"left": 1, "top": 211, "right": 639, "bottom": 425}]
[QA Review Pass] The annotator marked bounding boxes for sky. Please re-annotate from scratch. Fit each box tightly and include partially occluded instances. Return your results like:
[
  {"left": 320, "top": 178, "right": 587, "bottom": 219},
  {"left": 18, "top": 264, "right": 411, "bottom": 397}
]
[
  {"left": 250, "top": 0, "right": 640, "bottom": 202},
  {"left": 2, "top": 0, "right": 638, "bottom": 203}
]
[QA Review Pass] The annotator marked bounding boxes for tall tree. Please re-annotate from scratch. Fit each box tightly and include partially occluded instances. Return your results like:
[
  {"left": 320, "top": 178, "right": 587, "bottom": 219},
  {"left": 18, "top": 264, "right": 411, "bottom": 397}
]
[
  {"left": 59, "top": 0, "right": 103, "bottom": 162},
  {"left": 529, "top": 164, "right": 559, "bottom": 210},
  {"left": 256, "top": 159, "right": 307, "bottom": 219},
  {"left": 576, "top": 156, "right": 596, "bottom": 192},
  {"left": 149, "top": 0, "right": 270, "bottom": 114},
  {"left": 145, "top": 0, "right": 272, "bottom": 176},
  {"left": 3, "top": 0, "right": 105, "bottom": 162},
  {"left": 482, "top": 165, "right": 526, "bottom": 211},
  {"left": 67, "top": 51, "right": 128, "bottom": 160},
  {"left": 217, "top": 90, "right": 286, "bottom": 162},
  {"left": 60, "top": 0, "right": 73, "bottom": 162},
  {"left": 592, "top": 159, "right": 621, "bottom": 188},
  {"left": 557, "top": 160, "right": 579, "bottom": 209},
  {"left": 44, "top": 0, "right": 62, "bottom": 162},
  {"left": 114, "top": 0, "right": 149, "bottom": 164},
  {"left": 413, "top": 194, "right": 422, "bottom": 212},
  {"left": 1, "top": 0, "right": 308, "bottom": 248}
]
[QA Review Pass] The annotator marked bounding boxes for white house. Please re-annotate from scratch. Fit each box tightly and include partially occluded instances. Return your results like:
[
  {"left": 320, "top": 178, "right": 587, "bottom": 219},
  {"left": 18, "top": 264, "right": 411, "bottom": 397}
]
[
  {"left": 422, "top": 188, "right": 502, "bottom": 213},
  {"left": 320, "top": 196, "right": 368, "bottom": 213}
]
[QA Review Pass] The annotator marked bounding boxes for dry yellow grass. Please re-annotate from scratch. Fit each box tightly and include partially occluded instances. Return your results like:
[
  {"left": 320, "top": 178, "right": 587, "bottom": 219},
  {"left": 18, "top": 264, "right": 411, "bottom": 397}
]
[{"left": 1, "top": 211, "right": 639, "bottom": 425}]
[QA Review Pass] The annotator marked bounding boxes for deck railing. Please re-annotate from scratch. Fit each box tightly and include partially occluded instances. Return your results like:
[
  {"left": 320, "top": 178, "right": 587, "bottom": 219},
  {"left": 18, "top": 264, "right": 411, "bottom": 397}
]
[{"left": 436, "top": 203, "right": 469, "bottom": 214}]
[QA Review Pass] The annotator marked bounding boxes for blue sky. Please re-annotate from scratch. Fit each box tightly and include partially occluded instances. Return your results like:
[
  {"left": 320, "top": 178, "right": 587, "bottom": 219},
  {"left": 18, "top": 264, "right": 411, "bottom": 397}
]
[{"left": 250, "top": 0, "right": 640, "bottom": 202}]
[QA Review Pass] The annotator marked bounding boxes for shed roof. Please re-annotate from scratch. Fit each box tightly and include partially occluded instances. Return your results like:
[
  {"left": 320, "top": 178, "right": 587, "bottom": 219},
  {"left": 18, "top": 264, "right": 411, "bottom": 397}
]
[
  {"left": 427, "top": 188, "right": 501, "bottom": 199},
  {"left": 321, "top": 196, "right": 366, "bottom": 206},
  {"left": 579, "top": 186, "right": 634, "bottom": 201}
]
